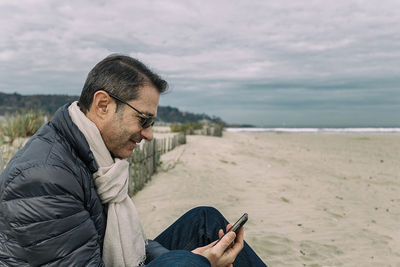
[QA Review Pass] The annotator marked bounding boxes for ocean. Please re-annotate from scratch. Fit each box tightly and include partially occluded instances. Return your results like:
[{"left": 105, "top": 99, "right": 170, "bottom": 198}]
[{"left": 226, "top": 127, "right": 400, "bottom": 133}]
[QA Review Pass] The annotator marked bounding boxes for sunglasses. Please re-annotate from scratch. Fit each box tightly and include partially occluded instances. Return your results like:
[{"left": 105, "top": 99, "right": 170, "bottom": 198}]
[{"left": 102, "top": 90, "right": 155, "bottom": 128}]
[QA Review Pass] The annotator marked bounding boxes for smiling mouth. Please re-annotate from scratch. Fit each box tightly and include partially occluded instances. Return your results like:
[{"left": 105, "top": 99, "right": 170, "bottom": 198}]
[{"left": 130, "top": 139, "right": 142, "bottom": 145}]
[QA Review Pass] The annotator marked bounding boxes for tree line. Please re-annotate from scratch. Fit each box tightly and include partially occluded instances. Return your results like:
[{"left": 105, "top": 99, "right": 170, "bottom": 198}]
[{"left": 0, "top": 92, "right": 225, "bottom": 124}]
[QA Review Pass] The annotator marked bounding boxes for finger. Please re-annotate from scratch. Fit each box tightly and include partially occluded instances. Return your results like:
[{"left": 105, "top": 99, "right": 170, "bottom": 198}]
[
  {"left": 195, "top": 239, "right": 219, "bottom": 253},
  {"left": 214, "top": 231, "right": 236, "bottom": 253},
  {"left": 208, "top": 239, "right": 219, "bottom": 247},
  {"left": 235, "top": 226, "right": 244, "bottom": 242},
  {"left": 218, "top": 229, "right": 224, "bottom": 239},
  {"left": 228, "top": 227, "right": 244, "bottom": 254},
  {"left": 226, "top": 223, "right": 232, "bottom": 233}
]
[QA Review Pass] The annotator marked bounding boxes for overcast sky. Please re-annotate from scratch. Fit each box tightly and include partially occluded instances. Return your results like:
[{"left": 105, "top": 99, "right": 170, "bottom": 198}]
[{"left": 0, "top": 0, "right": 399, "bottom": 126}]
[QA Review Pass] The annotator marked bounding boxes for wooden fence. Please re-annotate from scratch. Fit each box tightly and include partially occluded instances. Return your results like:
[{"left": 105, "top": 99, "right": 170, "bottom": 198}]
[
  {"left": 128, "top": 132, "right": 186, "bottom": 196},
  {"left": 188, "top": 125, "right": 223, "bottom": 137}
]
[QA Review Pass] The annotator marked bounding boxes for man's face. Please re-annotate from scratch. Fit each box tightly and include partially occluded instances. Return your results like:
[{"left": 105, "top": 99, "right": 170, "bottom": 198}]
[{"left": 100, "top": 85, "right": 160, "bottom": 159}]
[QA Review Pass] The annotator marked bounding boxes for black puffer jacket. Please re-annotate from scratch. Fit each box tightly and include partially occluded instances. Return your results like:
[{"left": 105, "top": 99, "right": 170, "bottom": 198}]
[{"left": 0, "top": 104, "right": 106, "bottom": 266}]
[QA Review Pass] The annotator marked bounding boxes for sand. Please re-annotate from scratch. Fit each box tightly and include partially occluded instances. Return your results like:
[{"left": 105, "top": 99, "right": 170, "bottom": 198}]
[{"left": 133, "top": 131, "right": 400, "bottom": 266}]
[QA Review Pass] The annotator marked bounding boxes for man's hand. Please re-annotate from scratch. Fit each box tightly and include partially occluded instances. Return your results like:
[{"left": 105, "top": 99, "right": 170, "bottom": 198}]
[{"left": 191, "top": 224, "right": 244, "bottom": 267}]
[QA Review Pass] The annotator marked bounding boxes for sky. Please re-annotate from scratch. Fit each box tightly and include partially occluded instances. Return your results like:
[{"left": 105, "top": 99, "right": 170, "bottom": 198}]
[{"left": 0, "top": 0, "right": 399, "bottom": 127}]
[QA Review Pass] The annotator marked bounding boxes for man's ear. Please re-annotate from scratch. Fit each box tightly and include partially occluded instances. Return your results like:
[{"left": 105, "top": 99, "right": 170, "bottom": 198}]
[{"left": 90, "top": 91, "right": 114, "bottom": 119}]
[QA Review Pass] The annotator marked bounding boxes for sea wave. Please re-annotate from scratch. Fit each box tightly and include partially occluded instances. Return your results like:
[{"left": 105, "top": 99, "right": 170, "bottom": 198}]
[{"left": 226, "top": 127, "right": 400, "bottom": 133}]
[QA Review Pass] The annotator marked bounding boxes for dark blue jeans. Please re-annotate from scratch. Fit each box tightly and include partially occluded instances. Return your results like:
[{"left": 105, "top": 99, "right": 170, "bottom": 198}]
[{"left": 146, "top": 206, "right": 267, "bottom": 266}]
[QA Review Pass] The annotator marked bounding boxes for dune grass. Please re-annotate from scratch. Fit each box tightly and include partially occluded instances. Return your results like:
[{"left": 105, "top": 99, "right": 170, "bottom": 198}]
[
  {"left": 170, "top": 122, "right": 203, "bottom": 133},
  {"left": 0, "top": 110, "right": 45, "bottom": 144}
]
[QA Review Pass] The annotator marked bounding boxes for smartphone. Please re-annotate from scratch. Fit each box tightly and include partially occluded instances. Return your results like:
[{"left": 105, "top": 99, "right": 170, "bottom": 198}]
[
  {"left": 214, "top": 213, "right": 248, "bottom": 246},
  {"left": 229, "top": 213, "right": 248, "bottom": 234}
]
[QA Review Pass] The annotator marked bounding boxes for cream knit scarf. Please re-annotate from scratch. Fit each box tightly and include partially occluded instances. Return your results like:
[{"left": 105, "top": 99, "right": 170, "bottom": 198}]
[{"left": 68, "top": 102, "right": 147, "bottom": 267}]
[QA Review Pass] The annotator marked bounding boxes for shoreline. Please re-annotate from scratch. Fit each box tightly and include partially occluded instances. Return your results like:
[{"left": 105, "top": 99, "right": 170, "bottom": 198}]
[{"left": 226, "top": 127, "right": 400, "bottom": 133}]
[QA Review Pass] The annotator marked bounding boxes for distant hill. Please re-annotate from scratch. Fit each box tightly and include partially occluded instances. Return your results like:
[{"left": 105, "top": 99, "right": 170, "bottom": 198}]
[
  {"left": 0, "top": 92, "right": 224, "bottom": 124},
  {"left": 0, "top": 92, "right": 78, "bottom": 115},
  {"left": 157, "top": 105, "right": 224, "bottom": 124}
]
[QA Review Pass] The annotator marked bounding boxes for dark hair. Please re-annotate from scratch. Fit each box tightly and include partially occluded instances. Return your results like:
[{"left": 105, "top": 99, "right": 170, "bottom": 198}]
[{"left": 78, "top": 54, "right": 168, "bottom": 113}]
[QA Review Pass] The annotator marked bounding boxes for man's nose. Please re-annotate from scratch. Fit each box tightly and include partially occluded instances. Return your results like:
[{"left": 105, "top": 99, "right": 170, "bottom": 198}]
[{"left": 141, "top": 126, "right": 153, "bottom": 141}]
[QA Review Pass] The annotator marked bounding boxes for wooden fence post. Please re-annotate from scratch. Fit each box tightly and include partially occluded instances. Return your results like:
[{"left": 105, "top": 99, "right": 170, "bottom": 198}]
[
  {"left": 0, "top": 149, "right": 4, "bottom": 171},
  {"left": 153, "top": 139, "right": 157, "bottom": 174}
]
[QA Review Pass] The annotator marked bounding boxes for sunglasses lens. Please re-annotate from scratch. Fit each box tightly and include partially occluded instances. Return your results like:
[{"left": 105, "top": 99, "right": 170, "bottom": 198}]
[{"left": 141, "top": 117, "right": 155, "bottom": 128}]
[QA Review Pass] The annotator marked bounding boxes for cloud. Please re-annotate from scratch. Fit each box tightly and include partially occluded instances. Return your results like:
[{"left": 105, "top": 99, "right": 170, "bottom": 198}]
[{"left": 0, "top": 0, "right": 399, "bottom": 125}]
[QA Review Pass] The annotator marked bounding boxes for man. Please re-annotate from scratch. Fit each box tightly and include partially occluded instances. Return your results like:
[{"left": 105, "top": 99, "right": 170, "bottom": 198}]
[{"left": 0, "top": 54, "right": 266, "bottom": 266}]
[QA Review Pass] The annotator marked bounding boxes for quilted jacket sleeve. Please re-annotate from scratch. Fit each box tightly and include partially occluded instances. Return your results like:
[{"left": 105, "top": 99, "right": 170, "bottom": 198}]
[{"left": 1, "top": 164, "right": 104, "bottom": 267}]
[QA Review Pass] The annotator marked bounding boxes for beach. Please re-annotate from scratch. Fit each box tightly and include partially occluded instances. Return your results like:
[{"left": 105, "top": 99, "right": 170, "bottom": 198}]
[{"left": 134, "top": 131, "right": 400, "bottom": 266}]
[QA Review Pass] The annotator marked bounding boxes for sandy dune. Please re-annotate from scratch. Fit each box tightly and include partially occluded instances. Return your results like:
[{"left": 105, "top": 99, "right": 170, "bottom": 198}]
[{"left": 134, "top": 131, "right": 400, "bottom": 266}]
